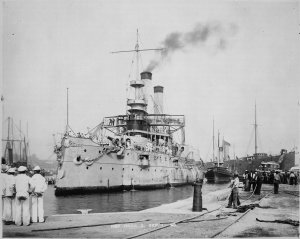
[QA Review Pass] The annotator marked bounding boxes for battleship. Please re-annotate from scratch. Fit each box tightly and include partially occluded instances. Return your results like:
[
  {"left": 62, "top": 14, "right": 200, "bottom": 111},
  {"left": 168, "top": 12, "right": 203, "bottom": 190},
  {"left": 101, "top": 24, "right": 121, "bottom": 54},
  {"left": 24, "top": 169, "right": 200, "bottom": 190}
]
[{"left": 54, "top": 35, "right": 204, "bottom": 195}]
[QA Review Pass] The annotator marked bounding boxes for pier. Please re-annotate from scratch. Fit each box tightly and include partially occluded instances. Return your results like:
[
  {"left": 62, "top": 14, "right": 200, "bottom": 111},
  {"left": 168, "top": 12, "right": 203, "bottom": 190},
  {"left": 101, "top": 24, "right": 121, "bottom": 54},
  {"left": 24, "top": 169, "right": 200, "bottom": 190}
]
[{"left": 3, "top": 183, "right": 299, "bottom": 238}]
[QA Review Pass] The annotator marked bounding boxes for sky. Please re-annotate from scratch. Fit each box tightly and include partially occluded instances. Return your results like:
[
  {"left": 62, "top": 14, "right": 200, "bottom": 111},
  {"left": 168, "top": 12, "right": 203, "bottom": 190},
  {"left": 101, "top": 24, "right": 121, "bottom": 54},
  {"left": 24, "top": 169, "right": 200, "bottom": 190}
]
[{"left": 1, "top": 0, "right": 300, "bottom": 162}]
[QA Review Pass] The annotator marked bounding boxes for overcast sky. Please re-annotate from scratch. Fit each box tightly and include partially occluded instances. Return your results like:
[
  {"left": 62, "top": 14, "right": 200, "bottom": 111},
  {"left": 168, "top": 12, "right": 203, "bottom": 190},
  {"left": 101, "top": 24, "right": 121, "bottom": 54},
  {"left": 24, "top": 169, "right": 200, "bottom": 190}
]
[{"left": 2, "top": 0, "right": 300, "bottom": 162}]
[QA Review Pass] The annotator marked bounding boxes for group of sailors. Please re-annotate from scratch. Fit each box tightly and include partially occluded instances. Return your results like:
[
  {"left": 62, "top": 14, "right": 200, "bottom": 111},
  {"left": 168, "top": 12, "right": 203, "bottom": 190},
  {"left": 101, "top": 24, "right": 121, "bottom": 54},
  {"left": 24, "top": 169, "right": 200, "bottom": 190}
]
[
  {"left": 110, "top": 136, "right": 180, "bottom": 156},
  {"left": 243, "top": 169, "right": 299, "bottom": 194},
  {"left": 242, "top": 169, "right": 263, "bottom": 194},
  {"left": 1, "top": 165, "right": 47, "bottom": 226},
  {"left": 226, "top": 168, "right": 299, "bottom": 209}
]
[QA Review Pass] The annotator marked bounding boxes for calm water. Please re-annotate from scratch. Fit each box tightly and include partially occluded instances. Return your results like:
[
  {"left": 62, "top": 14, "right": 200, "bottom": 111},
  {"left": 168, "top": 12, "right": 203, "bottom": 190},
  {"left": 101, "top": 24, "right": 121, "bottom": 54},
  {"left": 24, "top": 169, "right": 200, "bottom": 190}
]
[{"left": 43, "top": 183, "right": 228, "bottom": 215}]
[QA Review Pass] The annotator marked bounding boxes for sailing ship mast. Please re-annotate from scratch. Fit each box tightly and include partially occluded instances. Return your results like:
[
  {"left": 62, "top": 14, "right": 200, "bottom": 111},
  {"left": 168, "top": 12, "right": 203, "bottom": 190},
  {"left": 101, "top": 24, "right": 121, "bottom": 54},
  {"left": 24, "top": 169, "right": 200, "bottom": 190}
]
[
  {"left": 217, "top": 130, "right": 220, "bottom": 167},
  {"left": 254, "top": 102, "right": 258, "bottom": 157},
  {"left": 2, "top": 117, "right": 28, "bottom": 166},
  {"left": 66, "top": 87, "right": 69, "bottom": 133},
  {"left": 212, "top": 119, "right": 215, "bottom": 163}
]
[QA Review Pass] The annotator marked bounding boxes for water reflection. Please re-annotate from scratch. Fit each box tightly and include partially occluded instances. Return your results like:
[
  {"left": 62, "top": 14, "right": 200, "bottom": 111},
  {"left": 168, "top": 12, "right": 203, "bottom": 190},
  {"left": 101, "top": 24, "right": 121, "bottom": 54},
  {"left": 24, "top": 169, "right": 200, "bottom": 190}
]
[{"left": 44, "top": 183, "right": 227, "bottom": 215}]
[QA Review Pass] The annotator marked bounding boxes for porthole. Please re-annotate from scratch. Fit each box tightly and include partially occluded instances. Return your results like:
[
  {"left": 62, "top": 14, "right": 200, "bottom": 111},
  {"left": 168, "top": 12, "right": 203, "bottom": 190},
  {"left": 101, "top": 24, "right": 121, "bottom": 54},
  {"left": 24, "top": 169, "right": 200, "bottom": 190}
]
[
  {"left": 123, "top": 168, "right": 124, "bottom": 171},
  {"left": 112, "top": 168, "right": 114, "bottom": 170},
  {"left": 84, "top": 149, "right": 87, "bottom": 152},
  {"left": 99, "top": 150, "right": 101, "bottom": 153},
  {"left": 100, "top": 167, "right": 102, "bottom": 170},
  {"left": 132, "top": 168, "right": 134, "bottom": 171},
  {"left": 86, "top": 166, "right": 89, "bottom": 170}
]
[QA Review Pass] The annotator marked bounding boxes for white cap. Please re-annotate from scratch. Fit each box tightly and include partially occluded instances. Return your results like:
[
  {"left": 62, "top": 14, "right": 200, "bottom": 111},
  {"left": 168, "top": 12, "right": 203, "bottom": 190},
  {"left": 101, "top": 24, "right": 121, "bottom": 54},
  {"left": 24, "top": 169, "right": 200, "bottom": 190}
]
[
  {"left": 18, "top": 166, "right": 27, "bottom": 172},
  {"left": 1, "top": 164, "right": 8, "bottom": 172},
  {"left": 33, "top": 166, "right": 41, "bottom": 171},
  {"left": 8, "top": 168, "right": 16, "bottom": 173}
]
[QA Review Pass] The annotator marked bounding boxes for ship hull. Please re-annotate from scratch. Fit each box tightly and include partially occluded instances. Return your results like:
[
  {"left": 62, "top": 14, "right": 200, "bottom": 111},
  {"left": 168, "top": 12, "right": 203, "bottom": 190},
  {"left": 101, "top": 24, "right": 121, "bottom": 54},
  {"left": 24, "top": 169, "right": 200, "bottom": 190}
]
[
  {"left": 55, "top": 136, "right": 201, "bottom": 195},
  {"left": 205, "top": 167, "right": 232, "bottom": 183},
  {"left": 54, "top": 182, "right": 190, "bottom": 196}
]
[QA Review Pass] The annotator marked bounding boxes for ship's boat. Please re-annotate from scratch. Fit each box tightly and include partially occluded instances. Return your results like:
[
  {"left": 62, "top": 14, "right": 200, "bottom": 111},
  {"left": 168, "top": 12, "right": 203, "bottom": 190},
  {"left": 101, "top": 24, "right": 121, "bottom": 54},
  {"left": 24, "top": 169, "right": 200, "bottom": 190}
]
[{"left": 54, "top": 36, "right": 204, "bottom": 195}]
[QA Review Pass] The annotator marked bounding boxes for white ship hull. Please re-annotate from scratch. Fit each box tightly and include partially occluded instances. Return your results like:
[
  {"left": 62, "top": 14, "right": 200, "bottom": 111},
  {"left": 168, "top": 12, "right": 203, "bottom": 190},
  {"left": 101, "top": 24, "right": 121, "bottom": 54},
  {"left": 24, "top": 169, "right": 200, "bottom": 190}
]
[{"left": 55, "top": 136, "right": 201, "bottom": 195}]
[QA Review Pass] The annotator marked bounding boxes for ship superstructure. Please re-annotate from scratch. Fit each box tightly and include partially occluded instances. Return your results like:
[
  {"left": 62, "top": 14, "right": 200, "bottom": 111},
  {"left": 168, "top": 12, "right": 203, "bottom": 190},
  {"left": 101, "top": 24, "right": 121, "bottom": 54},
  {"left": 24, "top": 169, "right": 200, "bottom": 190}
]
[{"left": 54, "top": 34, "right": 203, "bottom": 195}]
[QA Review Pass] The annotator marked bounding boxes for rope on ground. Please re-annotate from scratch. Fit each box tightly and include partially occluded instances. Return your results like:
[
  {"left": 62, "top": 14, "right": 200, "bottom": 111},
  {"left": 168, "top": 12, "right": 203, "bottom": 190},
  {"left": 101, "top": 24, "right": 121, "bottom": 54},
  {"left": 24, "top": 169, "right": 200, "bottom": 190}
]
[
  {"left": 211, "top": 209, "right": 251, "bottom": 238},
  {"left": 241, "top": 184, "right": 257, "bottom": 202},
  {"left": 210, "top": 193, "right": 269, "bottom": 238},
  {"left": 283, "top": 191, "right": 299, "bottom": 197},
  {"left": 236, "top": 204, "right": 273, "bottom": 213},
  {"left": 31, "top": 219, "right": 151, "bottom": 232},
  {"left": 256, "top": 218, "right": 299, "bottom": 226},
  {"left": 124, "top": 206, "right": 222, "bottom": 239},
  {"left": 159, "top": 217, "right": 228, "bottom": 225}
]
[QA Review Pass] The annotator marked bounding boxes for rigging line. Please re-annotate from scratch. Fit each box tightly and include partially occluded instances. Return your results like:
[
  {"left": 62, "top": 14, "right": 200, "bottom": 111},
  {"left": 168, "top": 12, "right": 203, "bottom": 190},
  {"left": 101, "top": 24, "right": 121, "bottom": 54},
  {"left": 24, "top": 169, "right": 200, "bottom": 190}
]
[
  {"left": 257, "top": 130, "right": 263, "bottom": 153},
  {"left": 137, "top": 33, "right": 145, "bottom": 71},
  {"left": 205, "top": 138, "right": 213, "bottom": 162},
  {"left": 12, "top": 122, "right": 26, "bottom": 139},
  {"left": 87, "top": 123, "right": 102, "bottom": 134},
  {"left": 128, "top": 51, "right": 136, "bottom": 80},
  {"left": 245, "top": 128, "right": 254, "bottom": 156},
  {"left": 68, "top": 125, "right": 76, "bottom": 136}
]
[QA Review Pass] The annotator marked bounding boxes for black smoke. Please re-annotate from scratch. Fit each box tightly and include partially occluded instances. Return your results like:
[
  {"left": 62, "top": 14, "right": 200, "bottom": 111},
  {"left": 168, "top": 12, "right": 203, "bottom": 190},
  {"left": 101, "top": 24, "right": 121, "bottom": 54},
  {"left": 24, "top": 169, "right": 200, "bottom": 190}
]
[{"left": 146, "top": 22, "right": 238, "bottom": 72}]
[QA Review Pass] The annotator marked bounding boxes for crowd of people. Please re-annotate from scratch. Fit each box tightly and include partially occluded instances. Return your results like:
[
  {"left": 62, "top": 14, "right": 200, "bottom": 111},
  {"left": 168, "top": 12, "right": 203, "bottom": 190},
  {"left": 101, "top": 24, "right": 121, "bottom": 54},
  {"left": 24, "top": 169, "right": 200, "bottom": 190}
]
[
  {"left": 226, "top": 168, "right": 299, "bottom": 209},
  {"left": 243, "top": 169, "right": 299, "bottom": 188},
  {"left": 1, "top": 165, "right": 48, "bottom": 226}
]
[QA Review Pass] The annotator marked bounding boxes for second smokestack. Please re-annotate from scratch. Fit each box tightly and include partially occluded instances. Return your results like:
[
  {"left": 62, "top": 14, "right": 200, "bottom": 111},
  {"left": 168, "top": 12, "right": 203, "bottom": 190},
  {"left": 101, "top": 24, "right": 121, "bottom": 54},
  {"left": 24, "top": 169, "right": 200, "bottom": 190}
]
[{"left": 154, "top": 86, "right": 164, "bottom": 114}]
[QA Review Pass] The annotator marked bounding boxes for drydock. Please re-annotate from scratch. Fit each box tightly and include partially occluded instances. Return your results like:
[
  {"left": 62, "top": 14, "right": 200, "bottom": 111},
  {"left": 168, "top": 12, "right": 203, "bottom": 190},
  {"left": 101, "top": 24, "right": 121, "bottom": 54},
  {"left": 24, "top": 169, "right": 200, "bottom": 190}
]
[{"left": 3, "top": 183, "right": 299, "bottom": 238}]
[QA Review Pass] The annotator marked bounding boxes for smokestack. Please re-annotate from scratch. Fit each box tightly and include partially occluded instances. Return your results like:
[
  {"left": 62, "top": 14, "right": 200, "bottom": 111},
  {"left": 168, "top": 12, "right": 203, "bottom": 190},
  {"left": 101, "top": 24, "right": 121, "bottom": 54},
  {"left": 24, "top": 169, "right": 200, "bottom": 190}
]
[
  {"left": 154, "top": 86, "right": 164, "bottom": 114},
  {"left": 140, "top": 72, "right": 152, "bottom": 112}
]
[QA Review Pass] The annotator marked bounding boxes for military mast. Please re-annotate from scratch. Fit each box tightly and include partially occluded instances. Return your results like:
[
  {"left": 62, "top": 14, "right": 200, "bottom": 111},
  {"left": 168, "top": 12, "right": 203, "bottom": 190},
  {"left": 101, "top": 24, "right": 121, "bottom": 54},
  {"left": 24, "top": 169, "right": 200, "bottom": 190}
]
[{"left": 111, "top": 30, "right": 164, "bottom": 136}]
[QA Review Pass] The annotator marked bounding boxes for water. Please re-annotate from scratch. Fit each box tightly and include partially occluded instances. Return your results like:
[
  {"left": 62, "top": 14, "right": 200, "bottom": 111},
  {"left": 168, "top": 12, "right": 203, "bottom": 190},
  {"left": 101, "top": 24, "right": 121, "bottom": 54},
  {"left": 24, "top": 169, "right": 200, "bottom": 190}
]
[{"left": 43, "top": 183, "right": 228, "bottom": 216}]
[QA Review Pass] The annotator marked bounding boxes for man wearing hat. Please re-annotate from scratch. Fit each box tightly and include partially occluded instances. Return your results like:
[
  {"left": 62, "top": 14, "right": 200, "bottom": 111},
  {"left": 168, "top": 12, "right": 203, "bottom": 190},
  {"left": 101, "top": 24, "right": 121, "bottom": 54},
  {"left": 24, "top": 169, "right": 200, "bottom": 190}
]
[
  {"left": 254, "top": 170, "right": 263, "bottom": 195},
  {"left": 30, "top": 166, "right": 47, "bottom": 223},
  {"left": 243, "top": 170, "right": 250, "bottom": 191},
  {"left": 226, "top": 172, "right": 240, "bottom": 209},
  {"left": 3, "top": 167, "right": 16, "bottom": 224},
  {"left": 251, "top": 169, "right": 258, "bottom": 192},
  {"left": 15, "top": 166, "right": 31, "bottom": 226},
  {"left": 274, "top": 170, "right": 281, "bottom": 194}
]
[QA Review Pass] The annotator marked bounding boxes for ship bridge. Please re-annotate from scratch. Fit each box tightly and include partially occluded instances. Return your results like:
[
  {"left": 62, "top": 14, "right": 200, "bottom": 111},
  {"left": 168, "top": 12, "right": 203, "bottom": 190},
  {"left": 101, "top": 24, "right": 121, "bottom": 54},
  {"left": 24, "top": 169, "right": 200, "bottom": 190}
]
[{"left": 102, "top": 114, "right": 185, "bottom": 136}]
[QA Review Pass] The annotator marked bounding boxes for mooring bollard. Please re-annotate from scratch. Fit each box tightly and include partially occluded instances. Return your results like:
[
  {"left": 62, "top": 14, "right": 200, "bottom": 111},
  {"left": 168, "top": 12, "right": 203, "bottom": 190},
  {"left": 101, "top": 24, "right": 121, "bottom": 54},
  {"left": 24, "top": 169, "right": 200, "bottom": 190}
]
[{"left": 193, "top": 172, "right": 204, "bottom": 212}]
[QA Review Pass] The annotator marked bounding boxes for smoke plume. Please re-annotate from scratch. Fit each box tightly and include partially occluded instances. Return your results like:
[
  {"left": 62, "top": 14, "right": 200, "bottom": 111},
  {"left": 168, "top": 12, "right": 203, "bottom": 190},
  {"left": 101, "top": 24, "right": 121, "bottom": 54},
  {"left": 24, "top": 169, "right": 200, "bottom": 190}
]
[{"left": 145, "top": 22, "right": 238, "bottom": 72}]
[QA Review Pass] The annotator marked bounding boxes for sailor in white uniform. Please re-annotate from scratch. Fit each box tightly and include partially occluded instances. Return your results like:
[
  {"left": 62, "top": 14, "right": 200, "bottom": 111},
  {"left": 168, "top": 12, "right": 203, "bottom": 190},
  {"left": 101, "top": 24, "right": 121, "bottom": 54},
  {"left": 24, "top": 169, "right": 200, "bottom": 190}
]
[
  {"left": 15, "top": 166, "right": 31, "bottom": 226},
  {"left": 1, "top": 164, "right": 8, "bottom": 221},
  {"left": 30, "top": 166, "right": 47, "bottom": 223},
  {"left": 3, "top": 167, "right": 16, "bottom": 224}
]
